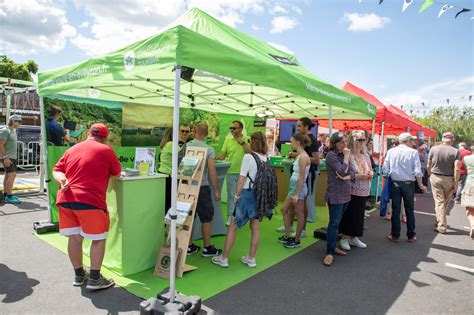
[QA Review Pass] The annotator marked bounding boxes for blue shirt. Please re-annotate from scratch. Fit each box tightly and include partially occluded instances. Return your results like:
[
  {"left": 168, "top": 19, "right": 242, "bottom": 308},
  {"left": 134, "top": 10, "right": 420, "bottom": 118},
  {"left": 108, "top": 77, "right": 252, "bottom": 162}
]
[
  {"left": 383, "top": 144, "right": 422, "bottom": 181},
  {"left": 46, "top": 118, "right": 66, "bottom": 146}
]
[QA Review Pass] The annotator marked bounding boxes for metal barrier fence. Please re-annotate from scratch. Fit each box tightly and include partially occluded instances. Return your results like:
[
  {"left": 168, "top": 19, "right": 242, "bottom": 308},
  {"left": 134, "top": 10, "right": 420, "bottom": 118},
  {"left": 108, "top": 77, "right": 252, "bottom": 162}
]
[{"left": 16, "top": 140, "right": 41, "bottom": 171}]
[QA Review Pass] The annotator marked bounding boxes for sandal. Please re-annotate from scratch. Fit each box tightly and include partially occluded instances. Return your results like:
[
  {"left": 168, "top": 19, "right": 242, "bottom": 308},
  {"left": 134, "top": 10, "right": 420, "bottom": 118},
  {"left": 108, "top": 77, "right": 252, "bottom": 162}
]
[
  {"left": 322, "top": 255, "right": 334, "bottom": 266},
  {"left": 335, "top": 248, "right": 347, "bottom": 256}
]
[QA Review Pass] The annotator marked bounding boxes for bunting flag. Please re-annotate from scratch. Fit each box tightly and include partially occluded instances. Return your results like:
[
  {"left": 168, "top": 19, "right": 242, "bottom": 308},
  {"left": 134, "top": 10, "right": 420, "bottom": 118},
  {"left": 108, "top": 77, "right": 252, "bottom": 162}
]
[
  {"left": 419, "top": 0, "right": 434, "bottom": 14},
  {"left": 402, "top": 0, "right": 413, "bottom": 13},
  {"left": 438, "top": 4, "right": 454, "bottom": 18},
  {"left": 455, "top": 8, "right": 471, "bottom": 18},
  {"left": 470, "top": 95, "right": 473, "bottom": 101},
  {"left": 379, "top": 0, "right": 383, "bottom": 5},
  {"left": 446, "top": 99, "right": 450, "bottom": 104}
]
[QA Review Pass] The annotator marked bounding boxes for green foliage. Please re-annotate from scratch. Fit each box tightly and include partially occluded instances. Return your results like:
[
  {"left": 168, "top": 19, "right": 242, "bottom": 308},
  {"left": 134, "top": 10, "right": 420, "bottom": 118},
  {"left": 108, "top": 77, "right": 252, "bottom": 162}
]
[
  {"left": 44, "top": 97, "right": 123, "bottom": 146},
  {"left": 0, "top": 55, "right": 38, "bottom": 81},
  {"left": 181, "top": 108, "right": 220, "bottom": 146},
  {"left": 414, "top": 105, "right": 473, "bottom": 144}
]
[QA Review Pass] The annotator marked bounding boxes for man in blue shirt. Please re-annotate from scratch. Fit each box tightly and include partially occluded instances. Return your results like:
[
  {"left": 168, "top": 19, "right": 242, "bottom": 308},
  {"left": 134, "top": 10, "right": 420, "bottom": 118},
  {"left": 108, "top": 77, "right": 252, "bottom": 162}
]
[
  {"left": 46, "top": 105, "right": 71, "bottom": 146},
  {"left": 383, "top": 133, "right": 427, "bottom": 242}
]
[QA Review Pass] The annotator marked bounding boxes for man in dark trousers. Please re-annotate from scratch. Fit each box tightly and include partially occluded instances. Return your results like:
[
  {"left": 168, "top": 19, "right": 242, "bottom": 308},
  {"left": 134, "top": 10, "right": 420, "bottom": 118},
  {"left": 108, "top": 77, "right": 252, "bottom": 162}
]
[{"left": 53, "top": 123, "right": 121, "bottom": 291}]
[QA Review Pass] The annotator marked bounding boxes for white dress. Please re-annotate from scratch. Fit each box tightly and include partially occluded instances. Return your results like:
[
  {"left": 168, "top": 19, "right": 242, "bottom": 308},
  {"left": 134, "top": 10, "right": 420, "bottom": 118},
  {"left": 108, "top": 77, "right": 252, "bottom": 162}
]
[{"left": 461, "top": 155, "right": 474, "bottom": 208}]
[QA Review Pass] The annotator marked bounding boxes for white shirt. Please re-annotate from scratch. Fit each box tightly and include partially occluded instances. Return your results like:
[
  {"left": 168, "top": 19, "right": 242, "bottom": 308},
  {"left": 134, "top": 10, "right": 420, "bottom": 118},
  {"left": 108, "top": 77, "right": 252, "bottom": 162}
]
[
  {"left": 239, "top": 153, "right": 268, "bottom": 189},
  {"left": 383, "top": 144, "right": 422, "bottom": 181}
]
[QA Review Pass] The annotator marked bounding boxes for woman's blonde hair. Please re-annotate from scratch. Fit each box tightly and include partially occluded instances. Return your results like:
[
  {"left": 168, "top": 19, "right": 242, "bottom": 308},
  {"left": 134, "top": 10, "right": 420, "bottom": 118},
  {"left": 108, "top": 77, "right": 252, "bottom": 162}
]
[
  {"left": 250, "top": 131, "right": 268, "bottom": 155},
  {"left": 349, "top": 130, "right": 367, "bottom": 155},
  {"left": 160, "top": 127, "right": 173, "bottom": 149}
]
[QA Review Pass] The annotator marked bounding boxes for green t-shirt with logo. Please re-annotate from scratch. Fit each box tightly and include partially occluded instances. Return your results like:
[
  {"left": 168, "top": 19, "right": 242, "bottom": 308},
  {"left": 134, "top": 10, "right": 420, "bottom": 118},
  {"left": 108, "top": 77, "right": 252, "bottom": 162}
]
[
  {"left": 0, "top": 127, "right": 18, "bottom": 159},
  {"left": 220, "top": 135, "right": 249, "bottom": 174}
]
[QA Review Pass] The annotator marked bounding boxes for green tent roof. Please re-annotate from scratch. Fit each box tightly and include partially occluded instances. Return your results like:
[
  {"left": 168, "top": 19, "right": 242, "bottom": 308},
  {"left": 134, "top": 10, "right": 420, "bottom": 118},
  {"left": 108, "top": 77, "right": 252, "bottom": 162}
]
[{"left": 38, "top": 8, "right": 376, "bottom": 120}]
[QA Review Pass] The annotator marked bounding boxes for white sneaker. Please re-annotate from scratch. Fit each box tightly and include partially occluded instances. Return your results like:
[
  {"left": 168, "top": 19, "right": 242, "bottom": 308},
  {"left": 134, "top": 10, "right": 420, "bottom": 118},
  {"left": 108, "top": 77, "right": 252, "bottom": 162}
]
[
  {"left": 225, "top": 217, "right": 231, "bottom": 227},
  {"left": 349, "top": 237, "right": 367, "bottom": 249},
  {"left": 276, "top": 225, "right": 295, "bottom": 233},
  {"left": 365, "top": 212, "right": 371, "bottom": 218},
  {"left": 300, "top": 230, "right": 307, "bottom": 238},
  {"left": 339, "top": 239, "right": 351, "bottom": 251},
  {"left": 212, "top": 255, "right": 229, "bottom": 268},
  {"left": 240, "top": 256, "right": 257, "bottom": 268}
]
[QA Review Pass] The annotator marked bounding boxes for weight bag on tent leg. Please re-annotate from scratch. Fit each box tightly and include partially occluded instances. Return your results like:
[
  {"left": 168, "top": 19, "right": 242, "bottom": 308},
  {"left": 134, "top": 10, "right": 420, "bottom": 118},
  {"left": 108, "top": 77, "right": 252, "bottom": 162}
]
[{"left": 139, "top": 287, "right": 202, "bottom": 314}]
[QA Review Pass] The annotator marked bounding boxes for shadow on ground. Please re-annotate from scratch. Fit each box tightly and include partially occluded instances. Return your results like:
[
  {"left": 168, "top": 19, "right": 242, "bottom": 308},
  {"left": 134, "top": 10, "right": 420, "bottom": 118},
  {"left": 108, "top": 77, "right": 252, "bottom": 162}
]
[
  {"left": 205, "top": 193, "right": 445, "bottom": 314},
  {"left": 0, "top": 264, "right": 40, "bottom": 303}
]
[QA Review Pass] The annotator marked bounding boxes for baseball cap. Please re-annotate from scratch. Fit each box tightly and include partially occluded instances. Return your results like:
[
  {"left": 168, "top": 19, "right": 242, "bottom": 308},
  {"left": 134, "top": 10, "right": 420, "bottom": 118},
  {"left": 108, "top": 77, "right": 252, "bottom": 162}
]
[
  {"left": 398, "top": 132, "right": 413, "bottom": 142},
  {"left": 9, "top": 114, "right": 22, "bottom": 122},
  {"left": 442, "top": 132, "right": 454, "bottom": 140},
  {"left": 89, "top": 123, "right": 109, "bottom": 139}
]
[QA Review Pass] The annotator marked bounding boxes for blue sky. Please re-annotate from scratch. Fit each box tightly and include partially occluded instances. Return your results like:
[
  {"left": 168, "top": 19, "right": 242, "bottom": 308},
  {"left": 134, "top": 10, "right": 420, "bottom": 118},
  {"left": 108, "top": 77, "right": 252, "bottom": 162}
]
[{"left": 1, "top": 0, "right": 472, "bottom": 115}]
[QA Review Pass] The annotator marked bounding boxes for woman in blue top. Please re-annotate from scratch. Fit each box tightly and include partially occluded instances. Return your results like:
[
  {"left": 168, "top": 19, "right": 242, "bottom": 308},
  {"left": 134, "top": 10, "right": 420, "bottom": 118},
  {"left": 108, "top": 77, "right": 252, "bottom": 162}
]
[{"left": 278, "top": 133, "right": 311, "bottom": 249}]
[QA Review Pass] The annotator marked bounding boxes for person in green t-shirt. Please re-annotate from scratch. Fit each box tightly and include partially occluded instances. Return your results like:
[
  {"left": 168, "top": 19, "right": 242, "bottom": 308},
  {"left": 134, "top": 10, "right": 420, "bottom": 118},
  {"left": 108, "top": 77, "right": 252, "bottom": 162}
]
[
  {"left": 158, "top": 124, "right": 191, "bottom": 212},
  {"left": 0, "top": 115, "right": 22, "bottom": 204},
  {"left": 216, "top": 120, "right": 251, "bottom": 226}
]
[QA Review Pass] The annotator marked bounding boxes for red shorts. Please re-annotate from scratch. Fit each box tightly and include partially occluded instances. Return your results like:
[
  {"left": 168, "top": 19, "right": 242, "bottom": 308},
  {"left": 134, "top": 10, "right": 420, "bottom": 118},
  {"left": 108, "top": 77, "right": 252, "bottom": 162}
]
[{"left": 58, "top": 205, "right": 110, "bottom": 240}]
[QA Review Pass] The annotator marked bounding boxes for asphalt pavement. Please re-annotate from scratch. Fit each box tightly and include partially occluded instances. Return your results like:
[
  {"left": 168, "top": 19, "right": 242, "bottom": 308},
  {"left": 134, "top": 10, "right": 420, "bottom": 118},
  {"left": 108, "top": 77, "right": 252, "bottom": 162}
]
[{"left": 1, "top": 192, "right": 473, "bottom": 314}]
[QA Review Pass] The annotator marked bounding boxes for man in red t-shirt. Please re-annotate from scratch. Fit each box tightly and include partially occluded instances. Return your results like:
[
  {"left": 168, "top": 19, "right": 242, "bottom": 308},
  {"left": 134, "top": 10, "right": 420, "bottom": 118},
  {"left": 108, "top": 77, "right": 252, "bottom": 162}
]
[
  {"left": 455, "top": 142, "right": 472, "bottom": 204},
  {"left": 53, "top": 123, "right": 121, "bottom": 291}
]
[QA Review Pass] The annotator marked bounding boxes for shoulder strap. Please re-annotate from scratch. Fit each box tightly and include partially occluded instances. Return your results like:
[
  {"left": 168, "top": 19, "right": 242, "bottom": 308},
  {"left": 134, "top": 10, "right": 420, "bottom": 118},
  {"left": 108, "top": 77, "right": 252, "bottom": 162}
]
[{"left": 247, "top": 153, "right": 261, "bottom": 187}]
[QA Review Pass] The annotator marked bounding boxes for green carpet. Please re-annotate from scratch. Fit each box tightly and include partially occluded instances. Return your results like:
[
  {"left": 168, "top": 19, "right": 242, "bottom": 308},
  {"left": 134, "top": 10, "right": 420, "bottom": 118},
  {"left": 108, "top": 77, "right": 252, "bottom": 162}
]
[{"left": 36, "top": 204, "right": 328, "bottom": 300}]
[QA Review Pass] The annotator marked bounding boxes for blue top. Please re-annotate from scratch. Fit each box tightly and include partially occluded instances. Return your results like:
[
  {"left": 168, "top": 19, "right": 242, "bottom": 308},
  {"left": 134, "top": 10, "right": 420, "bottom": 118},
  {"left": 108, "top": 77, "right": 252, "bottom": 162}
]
[
  {"left": 383, "top": 144, "right": 422, "bottom": 181},
  {"left": 46, "top": 118, "right": 66, "bottom": 146}
]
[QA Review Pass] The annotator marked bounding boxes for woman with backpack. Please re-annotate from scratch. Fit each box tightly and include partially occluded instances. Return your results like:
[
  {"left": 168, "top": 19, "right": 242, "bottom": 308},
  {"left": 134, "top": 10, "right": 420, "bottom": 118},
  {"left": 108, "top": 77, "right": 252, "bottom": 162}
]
[
  {"left": 212, "top": 131, "right": 270, "bottom": 268},
  {"left": 278, "top": 133, "right": 311, "bottom": 249}
]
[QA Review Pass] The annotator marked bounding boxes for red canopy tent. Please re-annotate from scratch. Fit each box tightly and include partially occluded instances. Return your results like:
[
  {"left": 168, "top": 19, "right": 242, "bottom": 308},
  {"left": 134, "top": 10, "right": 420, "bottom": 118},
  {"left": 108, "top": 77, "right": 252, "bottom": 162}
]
[
  {"left": 318, "top": 82, "right": 421, "bottom": 134},
  {"left": 388, "top": 104, "right": 436, "bottom": 138}
]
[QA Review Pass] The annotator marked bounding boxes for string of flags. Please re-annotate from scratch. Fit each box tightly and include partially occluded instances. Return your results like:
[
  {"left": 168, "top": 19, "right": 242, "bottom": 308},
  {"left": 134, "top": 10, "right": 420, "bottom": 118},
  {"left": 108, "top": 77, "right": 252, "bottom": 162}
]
[
  {"left": 360, "top": 0, "right": 472, "bottom": 19},
  {"left": 400, "top": 95, "right": 473, "bottom": 116}
]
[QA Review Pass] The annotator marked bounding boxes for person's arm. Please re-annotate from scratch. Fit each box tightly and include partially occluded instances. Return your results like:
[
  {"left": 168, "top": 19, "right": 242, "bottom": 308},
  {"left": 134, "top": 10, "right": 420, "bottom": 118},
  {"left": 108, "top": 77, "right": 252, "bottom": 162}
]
[
  {"left": 53, "top": 155, "right": 69, "bottom": 190},
  {"left": 109, "top": 150, "right": 122, "bottom": 177},
  {"left": 453, "top": 160, "right": 461, "bottom": 188},
  {"left": 293, "top": 155, "right": 310, "bottom": 203},
  {"left": 0, "top": 139, "right": 11, "bottom": 167},
  {"left": 207, "top": 158, "right": 220, "bottom": 201},
  {"left": 311, "top": 151, "right": 321, "bottom": 165},
  {"left": 427, "top": 150, "right": 433, "bottom": 176},
  {"left": 326, "top": 151, "right": 350, "bottom": 176},
  {"left": 382, "top": 150, "right": 391, "bottom": 177},
  {"left": 216, "top": 140, "right": 227, "bottom": 160},
  {"left": 414, "top": 152, "right": 427, "bottom": 192},
  {"left": 234, "top": 175, "right": 246, "bottom": 205}
]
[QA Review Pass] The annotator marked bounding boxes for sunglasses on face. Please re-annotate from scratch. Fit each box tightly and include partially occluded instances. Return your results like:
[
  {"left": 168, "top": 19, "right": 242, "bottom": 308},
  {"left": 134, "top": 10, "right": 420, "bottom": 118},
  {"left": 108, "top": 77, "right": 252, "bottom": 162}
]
[
  {"left": 229, "top": 127, "right": 240, "bottom": 131},
  {"left": 180, "top": 129, "right": 190, "bottom": 134}
]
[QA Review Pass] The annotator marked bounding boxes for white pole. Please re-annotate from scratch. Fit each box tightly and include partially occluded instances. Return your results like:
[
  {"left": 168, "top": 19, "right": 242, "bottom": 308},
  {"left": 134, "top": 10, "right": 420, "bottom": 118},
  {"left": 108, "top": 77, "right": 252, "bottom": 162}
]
[
  {"left": 39, "top": 96, "right": 47, "bottom": 193},
  {"left": 328, "top": 104, "right": 333, "bottom": 136},
  {"left": 169, "top": 65, "right": 181, "bottom": 303},
  {"left": 375, "top": 121, "right": 385, "bottom": 201}
]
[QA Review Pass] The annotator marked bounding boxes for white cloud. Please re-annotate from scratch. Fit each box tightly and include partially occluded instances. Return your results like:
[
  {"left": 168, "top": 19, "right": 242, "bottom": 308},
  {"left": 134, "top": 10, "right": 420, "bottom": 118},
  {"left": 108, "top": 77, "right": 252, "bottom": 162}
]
[
  {"left": 270, "top": 16, "right": 297, "bottom": 34},
  {"left": 382, "top": 76, "right": 474, "bottom": 108},
  {"left": 252, "top": 25, "right": 264, "bottom": 31},
  {"left": 267, "top": 42, "right": 294, "bottom": 55},
  {"left": 0, "top": 0, "right": 76, "bottom": 55},
  {"left": 72, "top": 0, "right": 265, "bottom": 55},
  {"left": 270, "top": 5, "right": 287, "bottom": 15},
  {"left": 79, "top": 21, "right": 89, "bottom": 28},
  {"left": 292, "top": 6, "right": 303, "bottom": 15},
  {"left": 341, "top": 12, "right": 390, "bottom": 32}
]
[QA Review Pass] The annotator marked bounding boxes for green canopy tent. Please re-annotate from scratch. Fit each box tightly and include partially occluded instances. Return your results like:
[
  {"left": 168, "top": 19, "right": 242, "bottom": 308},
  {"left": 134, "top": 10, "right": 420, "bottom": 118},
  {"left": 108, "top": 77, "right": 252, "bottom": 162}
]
[{"left": 38, "top": 8, "right": 376, "bottom": 302}]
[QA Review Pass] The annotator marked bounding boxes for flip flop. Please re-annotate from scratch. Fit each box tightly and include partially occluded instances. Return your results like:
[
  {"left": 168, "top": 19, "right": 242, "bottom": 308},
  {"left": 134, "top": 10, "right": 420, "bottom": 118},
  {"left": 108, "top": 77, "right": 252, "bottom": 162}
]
[{"left": 322, "top": 255, "right": 334, "bottom": 266}]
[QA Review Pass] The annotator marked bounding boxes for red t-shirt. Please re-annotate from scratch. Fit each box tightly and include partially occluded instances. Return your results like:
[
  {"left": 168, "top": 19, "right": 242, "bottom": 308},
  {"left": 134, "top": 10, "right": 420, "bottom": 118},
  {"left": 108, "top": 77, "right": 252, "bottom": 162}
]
[
  {"left": 54, "top": 139, "right": 122, "bottom": 209},
  {"left": 459, "top": 148, "right": 472, "bottom": 175}
]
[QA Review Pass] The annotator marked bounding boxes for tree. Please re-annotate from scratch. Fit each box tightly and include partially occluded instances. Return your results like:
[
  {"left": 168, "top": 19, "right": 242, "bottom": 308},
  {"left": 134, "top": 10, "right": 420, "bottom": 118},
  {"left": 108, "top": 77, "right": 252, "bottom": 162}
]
[
  {"left": 0, "top": 55, "right": 38, "bottom": 81},
  {"left": 413, "top": 105, "right": 473, "bottom": 144}
]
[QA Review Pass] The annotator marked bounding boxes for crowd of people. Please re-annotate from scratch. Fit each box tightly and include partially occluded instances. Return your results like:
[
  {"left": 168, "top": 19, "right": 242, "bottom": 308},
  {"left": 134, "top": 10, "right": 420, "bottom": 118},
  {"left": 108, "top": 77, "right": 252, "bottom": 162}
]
[{"left": 32, "top": 113, "right": 472, "bottom": 290}]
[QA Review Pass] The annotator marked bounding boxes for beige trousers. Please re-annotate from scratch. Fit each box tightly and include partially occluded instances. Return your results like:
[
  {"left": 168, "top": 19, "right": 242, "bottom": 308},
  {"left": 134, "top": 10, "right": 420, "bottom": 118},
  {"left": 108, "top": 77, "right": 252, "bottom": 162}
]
[{"left": 430, "top": 174, "right": 455, "bottom": 231}]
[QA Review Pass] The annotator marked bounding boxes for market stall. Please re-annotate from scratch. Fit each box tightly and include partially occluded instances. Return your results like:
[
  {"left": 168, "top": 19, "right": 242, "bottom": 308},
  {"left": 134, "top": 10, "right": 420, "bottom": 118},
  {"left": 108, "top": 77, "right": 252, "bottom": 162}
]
[{"left": 38, "top": 8, "right": 377, "bottom": 298}]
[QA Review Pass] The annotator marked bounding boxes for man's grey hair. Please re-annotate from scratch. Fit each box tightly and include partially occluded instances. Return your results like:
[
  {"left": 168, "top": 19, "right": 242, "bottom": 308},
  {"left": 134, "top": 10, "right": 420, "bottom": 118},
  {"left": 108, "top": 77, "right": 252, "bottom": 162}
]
[
  {"left": 458, "top": 142, "right": 467, "bottom": 149},
  {"left": 398, "top": 132, "right": 412, "bottom": 143}
]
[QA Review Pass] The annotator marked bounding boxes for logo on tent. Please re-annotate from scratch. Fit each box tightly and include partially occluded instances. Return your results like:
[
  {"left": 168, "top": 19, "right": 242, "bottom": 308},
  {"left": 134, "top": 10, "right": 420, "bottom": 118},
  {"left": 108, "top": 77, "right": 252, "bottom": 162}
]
[
  {"left": 88, "top": 87, "right": 101, "bottom": 98},
  {"left": 124, "top": 51, "right": 136, "bottom": 71},
  {"left": 367, "top": 104, "right": 376, "bottom": 114}
]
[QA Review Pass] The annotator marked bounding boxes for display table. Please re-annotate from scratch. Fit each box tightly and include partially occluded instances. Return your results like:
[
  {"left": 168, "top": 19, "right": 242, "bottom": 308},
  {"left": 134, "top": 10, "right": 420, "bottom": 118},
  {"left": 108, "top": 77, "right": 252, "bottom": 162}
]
[
  {"left": 192, "top": 161, "right": 231, "bottom": 240},
  {"left": 99, "top": 174, "right": 167, "bottom": 276}
]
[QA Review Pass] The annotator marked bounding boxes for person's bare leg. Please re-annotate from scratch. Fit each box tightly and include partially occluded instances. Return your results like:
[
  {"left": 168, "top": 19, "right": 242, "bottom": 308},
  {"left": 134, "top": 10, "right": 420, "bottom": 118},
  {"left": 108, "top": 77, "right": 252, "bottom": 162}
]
[
  {"left": 4, "top": 172, "right": 16, "bottom": 195},
  {"left": 466, "top": 207, "right": 474, "bottom": 237},
  {"left": 222, "top": 220, "right": 238, "bottom": 258},
  {"left": 281, "top": 198, "right": 293, "bottom": 237},
  {"left": 303, "top": 200, "right": 308, "bottom": 230},
  {"left": 68, "top": 235, "right": 84, "bottom": 269},
  {"left": 249, "top": 220, "right": 260, "bottom": 258},
  {"left": 201, "top": 222, "right": 212, "bottom": 247},
  {"left": 90, "top": 239, "right": 106, "bottom": 270},
  {"left": 294, "top": 200, "right": 305, "bottom": 240}
]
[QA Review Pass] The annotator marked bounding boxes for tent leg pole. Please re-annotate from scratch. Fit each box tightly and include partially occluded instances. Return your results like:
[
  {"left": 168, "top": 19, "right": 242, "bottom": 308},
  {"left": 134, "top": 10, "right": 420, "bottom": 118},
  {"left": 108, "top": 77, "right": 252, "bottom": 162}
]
[
  {"left": 169, "top": 65, "right": 181, "bottom": 304},
  {"left": 329, "top": 104, "right": 333, "bottom": 136},
  {"left": 375, "top": 122, "right": 385, "bottom": 201},
  {"left": 39, "top": 96, "right": 47, "bottom": 193},
  {"left": 371, "top": 119, "right": 375, "bottom": 137}
]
